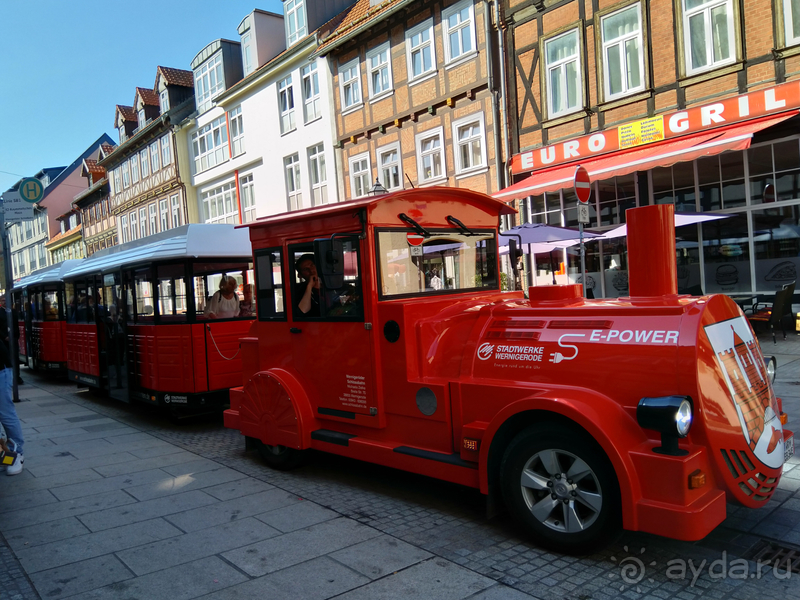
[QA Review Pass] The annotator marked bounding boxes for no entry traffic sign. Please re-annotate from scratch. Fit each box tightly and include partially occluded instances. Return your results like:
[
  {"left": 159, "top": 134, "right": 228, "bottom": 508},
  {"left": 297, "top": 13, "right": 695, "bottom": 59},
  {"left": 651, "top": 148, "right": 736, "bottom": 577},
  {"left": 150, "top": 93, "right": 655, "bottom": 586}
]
[
  {"left": 574, "top": 166, "right": 591, "bottom": 204},
  {"left": 407, "top": 233, "right": 425, "bottom": 246}
]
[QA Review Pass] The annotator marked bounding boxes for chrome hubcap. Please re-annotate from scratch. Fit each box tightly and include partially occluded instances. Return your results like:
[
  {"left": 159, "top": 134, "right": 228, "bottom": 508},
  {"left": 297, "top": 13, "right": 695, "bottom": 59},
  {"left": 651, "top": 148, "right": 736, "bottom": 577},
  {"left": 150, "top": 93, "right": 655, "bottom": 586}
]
[{"left": 519, "top": 449, "right": 602, "bottom": 533}]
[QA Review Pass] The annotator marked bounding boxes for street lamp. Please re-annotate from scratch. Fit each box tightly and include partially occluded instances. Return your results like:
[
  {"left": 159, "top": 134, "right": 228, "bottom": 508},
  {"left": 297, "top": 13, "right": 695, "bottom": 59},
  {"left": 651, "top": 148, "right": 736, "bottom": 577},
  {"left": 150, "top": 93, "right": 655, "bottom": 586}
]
[{"left": 368, "top": 178, "right": 387, "bottom": 196}]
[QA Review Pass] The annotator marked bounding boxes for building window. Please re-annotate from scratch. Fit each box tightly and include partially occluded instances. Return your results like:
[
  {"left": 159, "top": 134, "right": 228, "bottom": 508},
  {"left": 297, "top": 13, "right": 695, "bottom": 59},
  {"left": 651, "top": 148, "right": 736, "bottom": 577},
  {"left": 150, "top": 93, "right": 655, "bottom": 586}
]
[
  {"left": 161, "top": 135, "right": 171, "bottom": 165},
  {"left": 122, "top": 161, "right": 131, "bottom": 188},
  {"left": 119, "top": 125, "right": 126, "bottom": 143},
  {"left": 159, "top": 89, "right": 169, "bottom": 113},
  {"left": 442, "top": 0, "right": 476, "bottom": 64},
  {"left": 38, "top": 244, "right": 46, "bottom": 268},
  {"left": 139, "top": 207, "right": 147, "bottom": 239},
  {"left": 301, "top": 63, "right": 321, "bottom": 123},
  {"left": 453, "top": 113, "right": 487, "bottom": 174},
  {"left": 242, "top": 32, "right": 254, "bottom": 75},
  {"left": 171, "top": 194, "right": 182, "bottom": 228},
  {"left": 682, "top": 0, "right": 735, "bottom": 75},
  {"left": 229, "top": 106, "right": 245, "bottom": 156},
  {"left": 367, "top": 42, "right": 393, "bottom": 99},
  {"left": 284, "top": 153, "right": 302, "bottom": 211},
  {"left": 160, "top": 199, "right": 169, "bottom": 231},
  {"left": 349, "top": 153, "right": 371, "bottom": 198},
  {"left": 416, "top": 127, "right": 446, "bottom": 184},
  {"left": 785, "top": 0, "right": 800, "bottom": 46},
  {"left": 278, "top": 76, "right": 296, "bottom": 134},
  {"left": 406, "top": 19, "right": 436, "bottom": 81},
  {"left": 150, "top": 141, "right": 160, "bottom": 172},
  {"left": 130, "top": 211, "right": 138, "bottom": 241},
  {"left": 202, "top": 181, "right": 238, "bottom": 224},
  {"left": 240, "top": 174, "right": 256, "bottom": 223},
  {"left": 113, "top": 168, "right": 121, "bottom": 194},
  {"left": 130, "top": 154, "right": 140, "bottom": 184},
  {"left": 544, "top": 29, "right": 582, "bottom": 118},
  {"left": 378, "top": 143, "right": 402, "bottom": 191},
  {"left": 138, "top": 108, "right": 146, "bottom": 130},
  {"left": 285, "top": 0, "right": 307, "bottom": 46},
  {"left": 339, "top": 58, "right": 362, "bottom": 111},
  {"left": 601, "top": 5, "right": 644, "bottom": 100},
  {"left": 192, "top": 116, "right": 229, "bottom": 173},
  {"left": 140, "top": 148, "right": 150, "bottom": 178},
  {"left": 194, "top": 53, "right": 225, "bottom": 113},
  {"left": 149, "top": 204, "right": 157, "bottom": 235},
  {"left": 307, "top": 143, "right": 327, "bottom": 206}
]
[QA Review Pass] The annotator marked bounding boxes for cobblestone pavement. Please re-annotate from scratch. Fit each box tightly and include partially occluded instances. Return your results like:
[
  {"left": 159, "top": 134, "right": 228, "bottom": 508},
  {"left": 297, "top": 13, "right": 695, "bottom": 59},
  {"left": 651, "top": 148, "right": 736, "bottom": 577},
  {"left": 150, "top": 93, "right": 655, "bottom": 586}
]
[{"left": 2, "top": 327, "right": 800, "bottom": 599}]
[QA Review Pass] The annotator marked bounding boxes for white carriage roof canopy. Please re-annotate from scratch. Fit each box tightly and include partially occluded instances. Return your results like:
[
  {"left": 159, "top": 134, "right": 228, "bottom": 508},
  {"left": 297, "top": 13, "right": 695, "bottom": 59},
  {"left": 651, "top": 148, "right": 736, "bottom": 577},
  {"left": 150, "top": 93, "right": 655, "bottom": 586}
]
[
  {"left": 62, "top": 224, "right": 252, "bottom": 279},
  {"left": 13, "top": 259, "right": 84, "bottom": 289}
]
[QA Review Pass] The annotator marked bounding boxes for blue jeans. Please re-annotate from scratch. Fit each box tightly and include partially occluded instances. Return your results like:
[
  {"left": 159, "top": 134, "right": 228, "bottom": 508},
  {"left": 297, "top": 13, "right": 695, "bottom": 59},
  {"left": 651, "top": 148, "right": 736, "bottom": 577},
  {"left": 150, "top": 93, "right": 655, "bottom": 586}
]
[{"left": 0, "top": 367, "right": 23, "bottom": 455}]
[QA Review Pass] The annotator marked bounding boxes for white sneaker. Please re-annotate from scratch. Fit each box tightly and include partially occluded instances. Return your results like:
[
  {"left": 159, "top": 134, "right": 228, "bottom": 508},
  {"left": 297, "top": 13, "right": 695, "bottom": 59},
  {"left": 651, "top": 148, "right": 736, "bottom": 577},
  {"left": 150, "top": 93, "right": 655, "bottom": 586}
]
[{"left": 6, "top": 454, "right": 23, "bottom": 476}]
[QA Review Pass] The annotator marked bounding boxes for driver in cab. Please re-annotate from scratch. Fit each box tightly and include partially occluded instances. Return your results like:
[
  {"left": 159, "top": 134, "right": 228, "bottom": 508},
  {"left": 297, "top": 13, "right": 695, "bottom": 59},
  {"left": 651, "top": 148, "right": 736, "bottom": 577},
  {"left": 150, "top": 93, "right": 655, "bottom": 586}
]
[{"left": 295, "top": 254, "right": 359, "bottom": 318}]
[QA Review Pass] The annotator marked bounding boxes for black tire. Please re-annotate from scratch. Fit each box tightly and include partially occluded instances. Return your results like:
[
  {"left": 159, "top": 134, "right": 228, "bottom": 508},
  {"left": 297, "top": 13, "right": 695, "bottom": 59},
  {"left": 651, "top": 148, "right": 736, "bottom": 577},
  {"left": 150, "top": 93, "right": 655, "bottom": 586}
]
[
  {"left": 500, "top": 424, "right": 621, "bottom": 554},
  {"left": 254, "top": 438, "right": 306, "bottom": 471}
]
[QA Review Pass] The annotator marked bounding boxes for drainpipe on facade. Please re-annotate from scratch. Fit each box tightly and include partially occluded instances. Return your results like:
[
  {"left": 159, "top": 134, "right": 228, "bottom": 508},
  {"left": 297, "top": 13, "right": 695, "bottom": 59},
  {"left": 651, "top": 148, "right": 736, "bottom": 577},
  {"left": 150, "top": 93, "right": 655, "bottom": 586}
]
[{"left": 486, "top": 0, "right": 504, "bottom": 196}]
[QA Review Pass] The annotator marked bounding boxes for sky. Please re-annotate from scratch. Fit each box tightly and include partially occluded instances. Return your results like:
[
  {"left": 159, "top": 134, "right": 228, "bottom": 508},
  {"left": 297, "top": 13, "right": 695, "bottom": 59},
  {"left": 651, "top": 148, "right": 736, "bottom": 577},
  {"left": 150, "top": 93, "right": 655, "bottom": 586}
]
[{"left": 0, "top": 0, "right": 284, "bottom": 194}]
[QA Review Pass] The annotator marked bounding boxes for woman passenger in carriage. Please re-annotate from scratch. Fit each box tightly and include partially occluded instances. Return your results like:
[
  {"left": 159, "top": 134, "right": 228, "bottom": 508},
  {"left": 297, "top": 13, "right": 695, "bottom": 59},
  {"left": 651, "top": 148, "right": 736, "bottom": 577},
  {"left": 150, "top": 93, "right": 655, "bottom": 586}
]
[{"left": 205, "top": 276, "right": 240, "bottom": 319}]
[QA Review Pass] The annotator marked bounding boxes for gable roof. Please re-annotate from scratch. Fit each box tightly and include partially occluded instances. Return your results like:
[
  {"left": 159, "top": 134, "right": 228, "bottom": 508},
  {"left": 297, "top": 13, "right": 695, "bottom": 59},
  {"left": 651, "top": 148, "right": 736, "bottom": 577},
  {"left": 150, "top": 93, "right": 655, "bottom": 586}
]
[
  {"left": 155, "top": 66, "right": 194, "bottom": 89},
  {"left": 82, "top": 159, "right": 105, "bottom": 178},
  {"left": 41, "top": 133, "right": 116, "bottom": 202},
  {"left": 315, "top": 0, "right": 410, "bottom": 55},
  {"left": 115, "top": 105, "right": 137, "bottom": 126},
  {"left": 135, "top": 87, "right": 159, "bottom": 107},
  {"left": 100, "top": 143, "right": 116, "bottom": 158}
]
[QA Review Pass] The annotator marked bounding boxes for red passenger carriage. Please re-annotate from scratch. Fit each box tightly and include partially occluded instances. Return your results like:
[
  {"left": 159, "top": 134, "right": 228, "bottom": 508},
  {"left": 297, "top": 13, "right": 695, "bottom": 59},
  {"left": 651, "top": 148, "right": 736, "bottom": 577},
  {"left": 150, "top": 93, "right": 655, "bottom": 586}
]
[
  {"left": 225, "top": 187, "right": 793, "bottom": 552},
  {"left": 62, "top": 225, "right": 255, "bottom": 416}
]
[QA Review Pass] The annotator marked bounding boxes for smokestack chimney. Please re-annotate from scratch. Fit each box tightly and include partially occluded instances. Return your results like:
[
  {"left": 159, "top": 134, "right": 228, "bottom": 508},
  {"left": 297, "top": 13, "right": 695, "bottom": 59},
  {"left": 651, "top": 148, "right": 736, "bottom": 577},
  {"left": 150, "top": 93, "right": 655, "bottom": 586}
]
[{"left": 627, "top": 204, "right": 677, "bottom": 297}]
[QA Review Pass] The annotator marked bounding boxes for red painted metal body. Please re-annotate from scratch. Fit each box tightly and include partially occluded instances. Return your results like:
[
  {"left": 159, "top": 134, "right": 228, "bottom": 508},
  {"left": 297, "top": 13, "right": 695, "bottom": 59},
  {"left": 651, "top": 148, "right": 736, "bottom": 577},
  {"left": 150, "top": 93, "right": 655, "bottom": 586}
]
[
  {"left": 66, "top": 324, "right": 101, "bottom": 378},
  {"left": 224, "top": 188, "right": 791, "bottom": 543},
  {"left": 30, "top": 320, "right": 68, "bottom": 369}
]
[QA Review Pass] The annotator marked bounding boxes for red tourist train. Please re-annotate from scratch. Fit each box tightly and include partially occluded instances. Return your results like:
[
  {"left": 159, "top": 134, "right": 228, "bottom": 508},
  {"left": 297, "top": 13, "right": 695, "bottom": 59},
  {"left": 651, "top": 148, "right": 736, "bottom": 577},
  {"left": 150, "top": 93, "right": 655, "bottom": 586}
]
[
  {"left": 13, "top": 260, "right": 83, "bottom": 373},
  {"left": 224, "top": 187, "right": 793, "bottom": 552}
]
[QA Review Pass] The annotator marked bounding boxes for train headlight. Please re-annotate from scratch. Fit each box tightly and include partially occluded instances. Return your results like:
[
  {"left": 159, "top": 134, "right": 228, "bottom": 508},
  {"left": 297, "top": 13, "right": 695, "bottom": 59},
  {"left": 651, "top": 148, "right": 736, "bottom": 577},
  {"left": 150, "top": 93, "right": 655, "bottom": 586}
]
[
  {"left": 766, "top": 356, "right": 777, "bottom": 383},
  {"left": 637, "top": 396, "right": 693, "bottom": 456}
]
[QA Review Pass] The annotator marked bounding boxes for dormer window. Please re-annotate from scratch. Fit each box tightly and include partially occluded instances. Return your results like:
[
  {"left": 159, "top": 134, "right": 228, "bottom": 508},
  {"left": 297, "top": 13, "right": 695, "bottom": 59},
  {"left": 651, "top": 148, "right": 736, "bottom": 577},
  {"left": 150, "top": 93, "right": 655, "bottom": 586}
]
[
  {"left": 60, "top": 221, "right": 65, "bottom": 234},
  {"left": 242, "top": 31, "right": 254, "bottom": 76},
  {"left": 285, "top": 0, "right": 307, "bottom": 46},
  {"left": 118, "top": 124, "right": 126, "bottom": 143},
  {"left": 69, "top": 214, "right": 78, "bottom": 229},
  {"left": 194, "top": 53, "right": 225, "bottom": 113},
  {"left": 138, "top": 108, "right": 146, "bottom": 130},
  {"left": 160, "top": 89, "right": 169, "bottom": 113}
]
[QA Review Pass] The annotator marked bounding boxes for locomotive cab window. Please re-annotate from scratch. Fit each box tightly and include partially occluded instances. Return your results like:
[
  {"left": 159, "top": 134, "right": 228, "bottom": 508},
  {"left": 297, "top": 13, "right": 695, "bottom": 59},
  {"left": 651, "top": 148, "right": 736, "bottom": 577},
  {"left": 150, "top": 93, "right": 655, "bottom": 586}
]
[
  {"left": 377, "top": 230, "right": 498, "bottom": 298},
  {"left": 290, "top": 236, "right": 363, "bottom": 321},
  {"left": 254, "top": 248, "right": 285, "bottom": 320}
]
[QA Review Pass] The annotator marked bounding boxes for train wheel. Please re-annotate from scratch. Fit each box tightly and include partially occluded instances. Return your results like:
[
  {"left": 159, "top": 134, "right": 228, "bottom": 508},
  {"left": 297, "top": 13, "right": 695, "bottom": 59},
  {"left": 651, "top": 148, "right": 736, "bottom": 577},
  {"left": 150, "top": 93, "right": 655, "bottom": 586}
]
[
  {"left": 254, "top": 438, "right": 305, "bottom": 470},
  {"left": 500, "top": 425, "right": 620, "bottom": 554}
]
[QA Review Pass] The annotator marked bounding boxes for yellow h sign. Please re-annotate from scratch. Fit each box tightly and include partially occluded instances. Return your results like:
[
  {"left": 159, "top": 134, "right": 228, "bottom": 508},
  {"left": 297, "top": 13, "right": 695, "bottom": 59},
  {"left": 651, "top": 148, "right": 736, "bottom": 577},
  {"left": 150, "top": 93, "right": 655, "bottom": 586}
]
[{"left": 19, "top": 178, "right": 43, "bottom": 203}]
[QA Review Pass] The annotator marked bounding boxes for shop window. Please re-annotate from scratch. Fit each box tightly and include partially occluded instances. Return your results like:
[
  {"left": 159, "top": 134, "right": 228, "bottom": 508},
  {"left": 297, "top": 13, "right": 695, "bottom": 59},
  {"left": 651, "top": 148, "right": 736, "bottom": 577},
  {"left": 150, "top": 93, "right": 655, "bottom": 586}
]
[
  {"left": 528, "top": 193, "right": 563, "bottom": 226},
  {"left": 698, "top": 151, "right": 745, "bottom": 211},
  {"left": 544, "top": 29, "right": 582, "bottom": 118},
  {"left": 600, "top": 4, "right": 644, "bottom": 100},
  {"left": 681, "top": 0, "right": 736, "bottom": 76},
  {"left": 753, "top": 205, "right": 800, "bottom": 291},
  {"left": 595, "top": 174, "right": 637, "bottom": 226},
  {"left": 702, "top": 216, "right": 751, "bottom": 293}
]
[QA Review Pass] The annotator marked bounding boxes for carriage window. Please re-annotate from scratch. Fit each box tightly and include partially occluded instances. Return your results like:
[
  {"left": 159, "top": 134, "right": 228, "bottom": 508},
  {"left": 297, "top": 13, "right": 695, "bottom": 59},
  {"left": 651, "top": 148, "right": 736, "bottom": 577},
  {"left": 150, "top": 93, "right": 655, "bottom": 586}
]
[
  {"left": 65, "top": 283, "right": 76, "bottom": 323},
  {"left": 157, "top": 263, "right": 188, "bottom": 322},
  {"left": 377, "top": 230, "right": 498, "bottom": 297},
  {"left": 134, "top": 269, "right": 155, "bottom": 322},
  {"left": 255, "top": 248, "right": 284, "bottom": 320},
  {"left": 43, "top": 289, "right": 60, "bottom": 321},
  {"left": 192, "top": 261, "right": 255, "bottom": 320},
  {"left": 290, "top": 238, "right": 363, "bottom": 321}
]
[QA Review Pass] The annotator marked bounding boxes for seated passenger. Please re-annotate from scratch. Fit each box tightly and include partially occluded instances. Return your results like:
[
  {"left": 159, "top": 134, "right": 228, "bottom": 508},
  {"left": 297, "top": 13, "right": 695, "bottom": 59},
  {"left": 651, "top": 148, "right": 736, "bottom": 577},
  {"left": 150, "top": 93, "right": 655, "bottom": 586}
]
[
  {"left": 239, "top": 284, "right": 255, "bottom": 317},
  {"left": 295, "top": 255, "right": 321, "bottom": 317},
  {"left": 205, "top": 276, "right": 240, "bottom": 319}
]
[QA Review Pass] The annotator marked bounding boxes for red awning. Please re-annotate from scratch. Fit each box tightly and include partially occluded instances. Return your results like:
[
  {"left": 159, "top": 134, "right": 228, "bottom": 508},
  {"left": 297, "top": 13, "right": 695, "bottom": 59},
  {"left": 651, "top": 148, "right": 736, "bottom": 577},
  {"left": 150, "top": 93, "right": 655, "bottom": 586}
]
[{"left": 494, "top": 112, "right": 799, "bottom": 201}]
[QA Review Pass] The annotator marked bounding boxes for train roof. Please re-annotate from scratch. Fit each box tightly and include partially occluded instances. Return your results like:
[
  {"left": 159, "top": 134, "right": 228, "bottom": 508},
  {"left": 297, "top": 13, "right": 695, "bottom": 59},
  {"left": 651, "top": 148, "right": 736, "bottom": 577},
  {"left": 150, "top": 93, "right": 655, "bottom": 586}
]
[
  {"left": 239, "top": 187, "right": 516, "bottom": 229},
  {"left": 63, "top": 224, "right": 252, "bottom": 279},
  {"left": 12, "top": 260, "right": 83, "bottom": 290}
]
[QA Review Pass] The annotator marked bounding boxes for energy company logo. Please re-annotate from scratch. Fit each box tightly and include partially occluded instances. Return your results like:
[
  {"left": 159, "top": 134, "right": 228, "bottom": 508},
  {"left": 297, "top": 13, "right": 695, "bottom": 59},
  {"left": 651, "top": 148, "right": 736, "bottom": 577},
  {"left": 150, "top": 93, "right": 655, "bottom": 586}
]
[{"left": 477, "top": 343, "right": 495, "bottom": 360}]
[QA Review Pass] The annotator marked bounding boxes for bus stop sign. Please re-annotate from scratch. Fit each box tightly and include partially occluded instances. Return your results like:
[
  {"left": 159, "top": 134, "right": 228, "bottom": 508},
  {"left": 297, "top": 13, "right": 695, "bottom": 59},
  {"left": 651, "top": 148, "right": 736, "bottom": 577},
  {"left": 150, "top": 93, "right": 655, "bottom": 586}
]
[
  {"left": 574, "top": 166, "right": 591, "bottom": 204},
  {"left": 20, "top": 178, "right": 44, "bottom": 203}
]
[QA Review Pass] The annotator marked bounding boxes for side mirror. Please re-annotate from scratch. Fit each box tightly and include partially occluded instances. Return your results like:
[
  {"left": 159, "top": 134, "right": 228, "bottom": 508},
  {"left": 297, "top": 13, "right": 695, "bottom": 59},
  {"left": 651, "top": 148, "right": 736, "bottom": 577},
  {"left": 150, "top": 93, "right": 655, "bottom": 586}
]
[{"left": 313, "top": 238, "right": 345, "bottom": 289}]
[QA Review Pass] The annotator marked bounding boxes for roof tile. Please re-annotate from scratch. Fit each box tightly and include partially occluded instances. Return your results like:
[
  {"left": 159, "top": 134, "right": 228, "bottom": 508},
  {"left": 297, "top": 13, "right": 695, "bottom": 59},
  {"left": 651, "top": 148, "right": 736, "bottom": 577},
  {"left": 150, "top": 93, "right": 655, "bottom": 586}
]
[
  {"left": 156, "top": 66, "right": 194, "bottom": 88},
  {"left": 116, "top": 105, "right": 137, "bottom": 122},
  {"left": 317, "top": 0, "right": 404, "bottom": 54},
  {"left": 136, "top": 87, "right": 159, "bottom": 106}
]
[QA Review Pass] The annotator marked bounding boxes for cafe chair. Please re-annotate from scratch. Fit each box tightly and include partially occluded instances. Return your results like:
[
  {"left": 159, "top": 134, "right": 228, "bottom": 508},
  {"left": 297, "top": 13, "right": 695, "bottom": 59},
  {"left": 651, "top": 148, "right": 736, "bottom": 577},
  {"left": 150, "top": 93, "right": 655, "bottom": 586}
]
[{"left": 746, "top": 281, "right": 796, "bottom": 344}]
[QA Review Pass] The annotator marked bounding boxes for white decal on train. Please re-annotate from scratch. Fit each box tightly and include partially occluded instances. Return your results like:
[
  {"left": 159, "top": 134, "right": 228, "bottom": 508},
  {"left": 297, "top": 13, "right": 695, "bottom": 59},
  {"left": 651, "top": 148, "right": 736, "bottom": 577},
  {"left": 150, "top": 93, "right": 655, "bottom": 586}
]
[{"left": 590, "top": 330, "right": 679, "bottom": 344}]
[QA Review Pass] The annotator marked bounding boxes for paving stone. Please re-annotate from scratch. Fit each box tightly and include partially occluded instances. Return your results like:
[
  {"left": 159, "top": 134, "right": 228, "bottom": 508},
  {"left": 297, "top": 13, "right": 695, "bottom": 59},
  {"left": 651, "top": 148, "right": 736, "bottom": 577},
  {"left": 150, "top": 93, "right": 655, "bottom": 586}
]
[
  {"left": 255, "top": 499, "right": 339, "bottom": 532},
  {"left": 17, "top": 517, "right": 182, "bottom": 573},
  {"left": 221, "top": 517, "right": 380, "bottom": 577},
  {"left": 5, "top": 516, "right": 91, "bottom": 551},
  {"left": 330, "top": 534, "right": 432, "bottom": 579},
  {"left": 331, "top": 557, "right": 494, "bottom": 600},
  {"left": 28, "top": 554, "right": 132, "bottom": 599},
  {"left": 25, "top": 450, "right": 139, "bottom": 476},
  {"left": 50, "top": 467, "right": 173, "bottom": 501},
  {"left": 197, "top": 555, "right": 370, "bottom": 600},
  {"left": 123, "top": 466, "right": 247, "bottom": 501},
  {"left": 164, "top": 488, "right": 302, "bottom": 533},
  {"left": 79, "top": 555, "right": 248, "bottom": 600},
  {"left": 90, "top": 450, "right": 201, "bottom": 477},
  {"left": 201, "top": 476, "right": 275, "bottom": 501},
  {"left": 117, "top": 516, "right": 280, "bottom": 575},
  {"left": 0, "top": 489, "right": 136, "bottom": 531}
]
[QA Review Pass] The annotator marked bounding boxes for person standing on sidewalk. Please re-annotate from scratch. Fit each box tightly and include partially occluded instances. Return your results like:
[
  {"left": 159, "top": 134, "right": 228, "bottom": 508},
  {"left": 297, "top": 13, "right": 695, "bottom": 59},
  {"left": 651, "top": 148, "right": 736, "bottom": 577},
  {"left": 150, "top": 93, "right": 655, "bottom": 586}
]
[{"left": 0, "top": 320, "right": 23, "bottom": 475}]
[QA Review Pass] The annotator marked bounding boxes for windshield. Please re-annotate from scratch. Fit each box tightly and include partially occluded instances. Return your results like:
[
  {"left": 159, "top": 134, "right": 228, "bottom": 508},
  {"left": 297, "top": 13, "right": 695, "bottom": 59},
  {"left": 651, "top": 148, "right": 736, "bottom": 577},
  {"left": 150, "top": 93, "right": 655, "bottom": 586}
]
[{"left": 377, "top": 230, "right": 498, "bottom": 297}]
